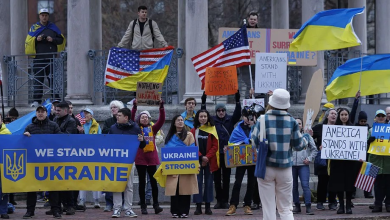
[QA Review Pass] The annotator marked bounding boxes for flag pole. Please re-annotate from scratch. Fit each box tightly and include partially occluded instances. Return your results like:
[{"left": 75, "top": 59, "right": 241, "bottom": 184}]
[
  {"left": 0, "top": 63, "right": 4, "bottom": 121},
  {"left": 243, "top": 19, "right": 255, "bottom": 99}
]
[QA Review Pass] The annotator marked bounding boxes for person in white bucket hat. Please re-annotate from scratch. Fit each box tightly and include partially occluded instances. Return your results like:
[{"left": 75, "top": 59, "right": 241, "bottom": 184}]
[{"left": 251, "top": 88, "right": 312, "bottom": 220}]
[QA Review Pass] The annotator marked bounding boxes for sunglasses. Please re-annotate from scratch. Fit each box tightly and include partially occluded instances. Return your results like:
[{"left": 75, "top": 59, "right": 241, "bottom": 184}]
[
  {"left": 377, "top": 114, "right": 386, "bottom": 118},
  {"left": 217, "top": 109, "right": 225, "bottom": 112}
]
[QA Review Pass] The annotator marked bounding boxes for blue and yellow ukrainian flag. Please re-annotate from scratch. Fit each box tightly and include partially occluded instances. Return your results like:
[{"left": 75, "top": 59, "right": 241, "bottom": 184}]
[
  {"left": 25, "top": 22, "right": 66, "bottom": 57},
  {"left": 289, "top": 7, "right": 364, "bottom": 52},
  {"left": 325, "top": 54, "right": 390, "bottom": 101}
]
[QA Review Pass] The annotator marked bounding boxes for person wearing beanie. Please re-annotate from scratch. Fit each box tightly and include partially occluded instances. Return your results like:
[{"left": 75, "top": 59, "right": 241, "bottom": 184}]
[
  {"left": 131, "top": 99, "right": 165, "bottom": 215},
  {"left": 318, "top": 102, "right": 335, "bottom": 122},
  {"left": 200, "top": 91, "right": 242, "bottom": 210},
  {"left": 251, "top": 88, "right": 311, "bottom": 220}
]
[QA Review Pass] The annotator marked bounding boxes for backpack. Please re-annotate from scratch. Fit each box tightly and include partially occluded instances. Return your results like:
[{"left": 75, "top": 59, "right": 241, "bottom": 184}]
[{"left": 131, "top": 19, "right": 154, "bottom": 44}]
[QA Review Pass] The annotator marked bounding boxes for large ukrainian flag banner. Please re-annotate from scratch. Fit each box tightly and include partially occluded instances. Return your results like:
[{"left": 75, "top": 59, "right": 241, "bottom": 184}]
[
  {"left": 0, "top": 134, "right": 139, "bottom": 193},
  {"left": 289, "top": 7, "right": 364, "bottom": 52},
  {"left": 325, "top": 54, "right": 390, "bottom": 101}
]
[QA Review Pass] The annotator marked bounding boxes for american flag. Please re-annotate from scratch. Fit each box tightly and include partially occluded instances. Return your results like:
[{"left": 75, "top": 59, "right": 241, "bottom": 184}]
[
  {"left": 191, "top": 25, "right": 251, "bottom": 89},
  {"left": 105, "top": 46, "right": 174, "bottom": 84},
  {"left": 355, "top": 162, "right": 380, "bottom": 192},
  {"left": 75, "top": 111, "right": 86, "bottom": 125}
]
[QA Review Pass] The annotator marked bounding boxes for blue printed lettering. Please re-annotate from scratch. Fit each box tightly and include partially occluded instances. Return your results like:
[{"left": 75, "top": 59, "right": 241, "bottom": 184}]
[
  {"left": 50, "top": 166, "right": 63, "bottom": 180},
  {"left": 101, "top": 166, "right": 114, "bottom": 181},
  {"left": 78, "top": 166, "right": 93, "bottom": 180},
  {"left": 35, "top": 166, "right": 48, "bottom": 180},
  {"left": 116, "top": 167, "right": 128, "bottom": 181},
  {"left": 64, "top": 166, "right": 77, "bottom": 180}
]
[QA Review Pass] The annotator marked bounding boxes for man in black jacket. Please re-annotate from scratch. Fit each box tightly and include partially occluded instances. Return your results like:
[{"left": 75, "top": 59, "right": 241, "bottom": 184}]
[
  {"left": 109, "top": 108, "right": 145, "bottom": 218},
  {"left": 29, "top": 8, "right": 65, "bottom": 107},
  {"left": 23, "top": 105, "right": 61, "bottom": 219},
  {"left": 201, "top": 91, "right": 242, "bottom": 209},
  {"left": 49, "top": 101, "right": 78, "bottom": 216}
]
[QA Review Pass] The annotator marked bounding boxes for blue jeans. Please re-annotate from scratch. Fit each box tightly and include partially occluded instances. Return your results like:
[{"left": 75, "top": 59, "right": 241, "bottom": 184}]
[
  {"left": 105, "top": 192, "right": 113, "bottom": 208},
  {"left": 193, "top": 164, "right": 214, "bottom": 203},
  {"left": 145, "top": 173, "right": 152, "bottom": 200},
  {"left": 0, "top": 174, "right": 9, "bottom": 214},
  {"left": 292, "top": 165, "right": 311, "bottom": 205}
]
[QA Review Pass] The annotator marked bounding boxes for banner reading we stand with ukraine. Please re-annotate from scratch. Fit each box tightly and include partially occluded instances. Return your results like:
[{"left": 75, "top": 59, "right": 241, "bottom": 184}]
[{"left": 0, "top": 134, "right": 139, "bottom": 193}]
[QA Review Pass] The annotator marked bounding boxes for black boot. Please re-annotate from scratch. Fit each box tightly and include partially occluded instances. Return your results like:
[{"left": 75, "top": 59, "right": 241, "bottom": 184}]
[
  {"left": 337, "top": 200, "right": 345, "bottom": 214},
  {"left": 141, "top": 204, "right": 148, "bottom": 215},
  {"left": 305, "top": 204, "right": 314, "bottom": 215},
  {"left": 153, "top": 203, "right": 163, "bottom": 214},
  {"left": 292, "top": 203, "right": 301, "bottom": 214},
  {"left": 194, "top": 203, "right": 202, "bottom": 215},
  {"left": 205, "top": 203, "right": 212, "bottom": 215},
  {"left": 346, "top": 200, "right": 352, "bottom": 214}
]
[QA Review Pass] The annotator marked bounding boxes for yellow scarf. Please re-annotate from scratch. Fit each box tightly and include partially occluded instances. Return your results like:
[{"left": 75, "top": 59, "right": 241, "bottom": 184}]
[
  {"left": 89, "top": 118, "right": 100, "bottom": 134},
  {"left": 199, "top": 124, "right": 220, "bottom": 168},
  {"left": 0, "top": 123, "right": 11, "bottom": 134}
]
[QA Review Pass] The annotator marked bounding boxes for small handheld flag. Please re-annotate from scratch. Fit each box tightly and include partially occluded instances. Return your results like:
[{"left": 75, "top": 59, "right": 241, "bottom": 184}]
[{"left": 355, "top": 162, "right": 380, "bottom": 192}]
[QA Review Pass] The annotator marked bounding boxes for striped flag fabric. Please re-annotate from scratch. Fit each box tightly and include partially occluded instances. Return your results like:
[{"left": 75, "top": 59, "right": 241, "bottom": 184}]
[
  {"left": 191, "top": 25, "right": 251, "bottom": 89},
  {"left": 355, "top": 162, "right": 380, "bottom": 192},
  {"left": 104, "top": 46, "right": 174, "bottom": 91},
  {"left": 75, "top": 112, "right": 86, "bottom": 125}
]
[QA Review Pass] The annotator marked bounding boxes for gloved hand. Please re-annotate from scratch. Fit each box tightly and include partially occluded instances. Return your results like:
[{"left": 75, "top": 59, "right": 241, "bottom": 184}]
[
  {"left": 133, "top": 99, "right": 137, "bottom": 107},
  {"left": 159, "top": 99, "right": 164, "bottom": 108},
  {"left": 367, "top": 136, "right": 376, "bottom": 145},
  {"left": 201, "top": 91, "right": 207, "bottom": 104},
  {"left": 235, "top": 90, "right": 240, "bottom": 103}
]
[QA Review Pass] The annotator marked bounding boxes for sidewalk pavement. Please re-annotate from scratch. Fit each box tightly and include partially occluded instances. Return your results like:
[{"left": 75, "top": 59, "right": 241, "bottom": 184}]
[{"left": 10, "top": 198, "right": 390, "bottom": 220}]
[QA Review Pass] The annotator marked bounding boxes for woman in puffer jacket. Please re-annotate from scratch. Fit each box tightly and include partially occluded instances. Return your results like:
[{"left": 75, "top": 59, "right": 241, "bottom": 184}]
[{"left": 291, "top": 118, "right": 318, "bottom": 215}]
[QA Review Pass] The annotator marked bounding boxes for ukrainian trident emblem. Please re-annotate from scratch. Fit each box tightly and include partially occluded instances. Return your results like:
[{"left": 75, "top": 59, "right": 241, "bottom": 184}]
[{"left": 3, "top": 150, "right": 26, "bottom": 182}]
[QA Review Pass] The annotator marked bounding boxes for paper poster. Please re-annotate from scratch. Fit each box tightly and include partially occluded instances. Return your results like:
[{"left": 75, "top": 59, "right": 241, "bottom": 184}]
[
  {"left": 242, "top": 98, "right": 265, "bottom": 107},
  {"left": 136, "top": 82, "right": 162, "bottom": 106},
  {"left": 255, "top": 53, "right": 287, "bottom": 93},
  {"left": 303, "top": 69, "right": 324, "bottom": 130},
  {"left": 368, "top": 123, "right": 390, "bottom": 156},
  {"left": 161, "top": 147, "right": 199, "bottom": 175},
  {"left": 321, "top": 125, "right": 367, "bottom": 161},
  {"left": 204, "top": 66, "right": 238, "bottom": 96},
  {"left": 225, "top": 144, "right": 257, "bottom": 168}
]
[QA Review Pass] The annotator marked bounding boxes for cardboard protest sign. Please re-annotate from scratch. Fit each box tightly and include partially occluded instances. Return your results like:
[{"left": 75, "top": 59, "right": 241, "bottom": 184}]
[
  {"left": 204, "top": 66, "right": 238, "bottom": 96},
  {"left": 161, "top": 147, "right": 199, "bottom": 175},
  {"left": 242, "top": 98, "right": 265, "bottom": 107},
  {"left": 225, "top": 144, "right": 257, "bottom": 168},
  {"left": 218, "top": 27, "right": 317, "bottom": 66},
  {"left": 255, "top": 53, "right": 287, "bottom": 93},
  {"left": 368, "top": 123, "right": 390, "bottom": 156},
  {"left": 136, "top": 82, "right": 162, "bottom": 106},
  {"left": 303, "top": 69, "right": 324, "bottom": 131},
  {"left": 321, "top": 125, "right": 367, "bottom": 161}
]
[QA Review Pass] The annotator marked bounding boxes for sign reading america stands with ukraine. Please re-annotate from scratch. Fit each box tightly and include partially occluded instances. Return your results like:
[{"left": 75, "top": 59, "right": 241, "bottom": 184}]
[{"left": 0, "top": 134, "right": 139, "bottom": 193}]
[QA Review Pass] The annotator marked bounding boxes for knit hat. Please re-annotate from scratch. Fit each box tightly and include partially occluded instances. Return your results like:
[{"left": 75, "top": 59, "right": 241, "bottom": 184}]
[
  {"left": 140, "top": 110, "right": 151, "bottom": 118},
  {"left": 358, "top": 111, "right": 368, "bottom": 120},
  {"left": 268, "top": 89, "right": 290, "bottom": 109},
  {"left": 215, "top": 103, "right": 226, "bottom": 112}
]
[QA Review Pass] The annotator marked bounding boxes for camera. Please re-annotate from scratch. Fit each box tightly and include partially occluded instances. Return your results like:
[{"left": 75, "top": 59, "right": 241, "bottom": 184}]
[{"left": 242, "top": 103, "right": 265, "bottom": 121}]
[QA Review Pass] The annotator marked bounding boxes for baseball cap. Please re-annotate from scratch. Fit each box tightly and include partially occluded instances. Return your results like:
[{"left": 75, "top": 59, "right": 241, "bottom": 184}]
[
  {"left": 375, "top": 109, "right": 386, "bottom": 117},
  {"left": 82, "top": 108, "right": 94, "bottom": 116},
  {"left": 39, "top": 8, "right": 50, "bottom": 15},
  {"left": 36, "top": 106, "right": 47, "bottom": 112}
]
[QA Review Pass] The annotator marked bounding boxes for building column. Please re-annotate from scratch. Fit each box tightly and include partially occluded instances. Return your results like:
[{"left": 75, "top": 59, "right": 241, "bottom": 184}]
[
  {"left": 89, "top": 0, "right": 102, "bottom": 105},
  {"left": 177, "top": 0, "right": 186, "bottom": 102},
  {"left": 0, "top": 0, "right": 10, "bottom": 107},
  {"left": 66, "top": 0, "right": 93, "bottom": 105},
  {"left": 271, "top": 0, "right": 289, "bottom": 29},
  {"left": 10, "top": 0, "right": 28, "bottom": 106},
  {"left": 376, "top": 0, "right": 390, "bottom": 104},
  {"left": 182, "top": 0, "right": 208, "bottom": 102},
  {"left": 299, "top": 0, "right": 324, "bottom": 104}
]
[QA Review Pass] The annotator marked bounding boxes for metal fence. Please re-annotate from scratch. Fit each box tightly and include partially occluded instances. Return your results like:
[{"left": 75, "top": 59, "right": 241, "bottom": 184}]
[
  {"left": 89, "top": 49, "right": 179, "bottom": 105},
  {"left": 3, "top": 52, "right": 66, "bottom": 107}
]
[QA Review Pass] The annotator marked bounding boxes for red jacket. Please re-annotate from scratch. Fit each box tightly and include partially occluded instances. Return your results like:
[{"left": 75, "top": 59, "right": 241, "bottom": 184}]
[
  {"left": 190, "top": 128, "right": 219, "bottom": 173},
  {"left": 132, "top": 106, "right": 165, "bottom": 166}
]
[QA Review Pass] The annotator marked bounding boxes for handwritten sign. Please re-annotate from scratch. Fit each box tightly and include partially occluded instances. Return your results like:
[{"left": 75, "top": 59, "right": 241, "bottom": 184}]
[
  {"left": 368, "top": 123, "right": 390, "bottom": 156},
  {"left": 255, "top": 53, "right": 287, "bottom": 93},
  {"left": 218, "top": 28, "right": 317, "bottom": 66},
  {"left": 204, "top": 66, "right": 238, "bottom": 96},
  {"left": 321, "top": 125, "right": 367, "bottom": 161},
  {"left": 242, "top": 98, "right": 265, "bottom": 107},
  {"left": 136, "top": 82, "right": 162, "bottom": 106},
  {"left": 225, "top": 145, "right": 257, "bottom": 168},
  {"left": 161, "top": 147, "right": 199, "bottom": 175}
]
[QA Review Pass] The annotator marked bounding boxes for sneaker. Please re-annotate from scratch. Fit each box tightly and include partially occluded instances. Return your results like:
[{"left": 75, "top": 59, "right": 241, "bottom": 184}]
[
  {"left": 329, "top": 202, "right": 337, "bottom": 211},
  {"left": 226, "top": 205, "right": 236, "bottom": 216},
  {"left": 124, "top": 210, "right": 138, "bottom": 218},
  {"left": 104, "top": 205, "right": 113, "bottom": 212},
  {"left": 31, "top": 101, "right": 39, "bottom": 107},
  {"left": 172, "top": 214, "right": 179, "bottom": 218},
  {"left": 244, "top": 206, "right": 253, "bottom": 215},
  {"left": 316, "top": 203, "right": 325, "bottom": 210},
  {"left": 53, "top": 212, "right": 62, "bottom": 219},
  {"left": 180, "top": 214, "right": 188, "bottom": 218},
  {"left": 251, "top": 203, "right": 261, "bottom": 210},
  {"left": 94, "top": 202, "right": 101, "bottom": 208},
  {"left": 112, "top": 209, "right": 121, "bottom": 218},
  {"left": 23, "top": 211, "right": 35, "bottom": 219}
]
